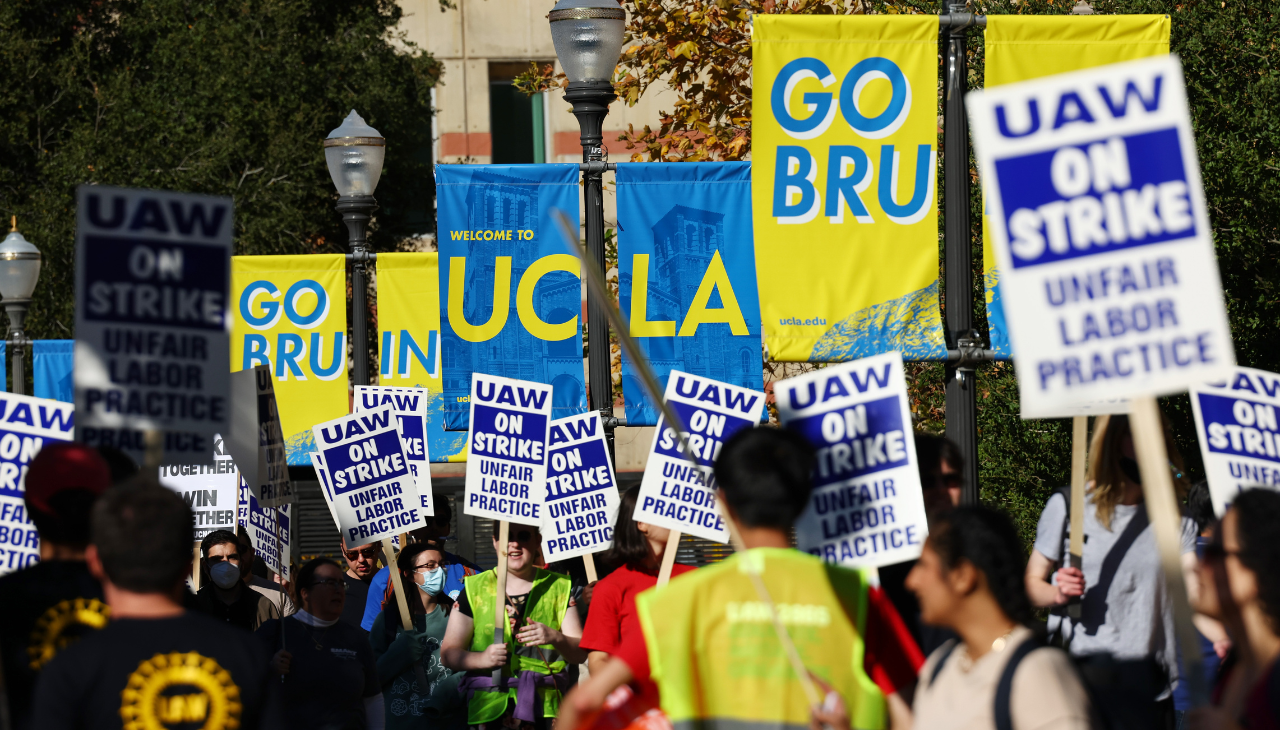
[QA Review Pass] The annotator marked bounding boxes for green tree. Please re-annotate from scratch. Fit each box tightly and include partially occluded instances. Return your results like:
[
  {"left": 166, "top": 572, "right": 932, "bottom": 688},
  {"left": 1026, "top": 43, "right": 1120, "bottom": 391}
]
[{"left": 0, "top": 0, "right": 441, "bottom": 358}]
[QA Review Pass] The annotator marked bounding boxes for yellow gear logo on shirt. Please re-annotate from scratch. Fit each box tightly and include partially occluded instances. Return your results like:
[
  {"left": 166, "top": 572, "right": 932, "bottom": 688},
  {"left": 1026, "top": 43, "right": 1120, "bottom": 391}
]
[
  {"left": 119, "top": 652, "right": 242, "bottom": 730},
  {"left": 27, "top": 598, "right": 111, "bottom": 670}
]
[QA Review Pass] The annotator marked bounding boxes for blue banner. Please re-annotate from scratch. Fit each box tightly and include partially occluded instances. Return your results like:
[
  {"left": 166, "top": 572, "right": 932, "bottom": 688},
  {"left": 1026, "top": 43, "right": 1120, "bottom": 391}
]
[
  {"left": 616, "top": 162, "right": 763, "bottom": 425},
  {"left": 33, "top": 340, "right": 74, "bottom": 403},
  {"left": 436, "top": 164, "right": 586, "bottom": 431}
]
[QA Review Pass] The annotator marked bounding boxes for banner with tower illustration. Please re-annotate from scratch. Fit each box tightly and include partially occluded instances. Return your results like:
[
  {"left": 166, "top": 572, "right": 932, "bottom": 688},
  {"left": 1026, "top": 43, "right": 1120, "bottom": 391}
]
[
  {"left": 616, "top": 162, "right": 764, "bottom": 425},
  {"left": 435, "top": 164, "right": 587, "bottom": 431}
]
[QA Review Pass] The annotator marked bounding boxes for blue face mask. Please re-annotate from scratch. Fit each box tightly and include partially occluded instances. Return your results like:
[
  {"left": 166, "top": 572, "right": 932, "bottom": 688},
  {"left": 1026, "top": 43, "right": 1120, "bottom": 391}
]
[{"left": 418, "top": 567, "right": 445, "bottom": 597}]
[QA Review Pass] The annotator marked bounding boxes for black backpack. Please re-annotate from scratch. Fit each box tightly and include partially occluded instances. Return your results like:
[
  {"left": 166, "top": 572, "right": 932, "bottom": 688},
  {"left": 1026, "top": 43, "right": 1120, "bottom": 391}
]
[{"left": 929, "top": 635, "right": 1167, "bottom": 730}]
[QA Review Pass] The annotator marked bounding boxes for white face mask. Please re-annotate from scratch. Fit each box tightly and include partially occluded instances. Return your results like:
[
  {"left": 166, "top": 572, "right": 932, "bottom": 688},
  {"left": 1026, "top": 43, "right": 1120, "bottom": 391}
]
[{"left": 210, "top": 561, "right": 241, "bottom": 590}]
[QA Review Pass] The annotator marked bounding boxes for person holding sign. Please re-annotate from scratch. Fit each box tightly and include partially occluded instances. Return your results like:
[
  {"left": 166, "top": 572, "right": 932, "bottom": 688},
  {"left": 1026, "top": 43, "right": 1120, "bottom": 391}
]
[
  {"left": 559, "top": 428, "right": 922, "bottom": 730},
  {"left": 370, "top": 541, "right": 467, "bottom": 730},
  {"left": 908, "top": 506, "right": 1094, "bottom": 730},
  {"left": 1025, "top": 413, "right": 1197, "bottom": 707},
  {"left": 579, "top": 486, "right": 695, "bottom": 675},
  {"left": 257, "top": 557, "right": 384, "bottom": 730},
  {"left": 0, "top": 444, "right": 113, "bottom": 730},
  {"left": 441, "top": 523, "right": 586, "bottom": 730}
]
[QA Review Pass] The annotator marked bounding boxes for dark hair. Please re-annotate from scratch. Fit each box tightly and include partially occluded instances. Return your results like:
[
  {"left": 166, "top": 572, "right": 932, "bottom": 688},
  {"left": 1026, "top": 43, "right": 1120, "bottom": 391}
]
[
  {"left": 600, "top": 486, "right": 654, "bottom": 571},
  {"left": 716, "top": 427, "right": 815, "bottom": 530},
  {"left": 29, "top": 491, "right": 100, "bottom": 548},
  {"left": 927, "top": 506, "right": 1034, "bottom": 626},
  {"left": 1186, "top": 480, "right": 1216, "bottom": 533},
  {"left": 1233, "top": 489, "right": 1280, "bottom": 632},
  {"left": 915, "top": 433, "right": 963, "bottom": 486},
  {"left": 201, "top": 529, "right": 239, "bottom": 558},
  {"left": 294, "top": 557, "right": 342, "bottom": 610},
  {"left": 432, "top": 495, "right": 452, "bottom": 526},
  {"left": 90, "top": 480, "right": 193, "bottom": 593},
  {"left": 387, "top": 542, "right": 448, "bottom": 621}
]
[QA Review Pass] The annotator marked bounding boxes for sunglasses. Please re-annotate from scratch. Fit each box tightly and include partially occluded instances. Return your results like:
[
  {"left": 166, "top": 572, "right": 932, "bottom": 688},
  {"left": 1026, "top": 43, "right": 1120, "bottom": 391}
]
[
  {"left": 344, "top": 548, "right": 380, "bottom": 561},
  {"left": 494, "top": 529, "right": 535, "bottom": 543},
  {"left": 309, "top": 578, "right": 346, "bottom": 591}
]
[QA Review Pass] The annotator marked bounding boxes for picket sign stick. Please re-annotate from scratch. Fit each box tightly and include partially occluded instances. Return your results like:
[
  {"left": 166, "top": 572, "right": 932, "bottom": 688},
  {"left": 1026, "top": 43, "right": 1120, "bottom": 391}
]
[
  {"left": 191, "top": 544, "right": 202, "bottom": 591},
  {"left": 493, "top": 520, "right": 510, "bottom": 686},
  {"left": 144, "top": 429, "right": 164, "bottom": 474},
  {"left": 582, "top": 553, "right": 598, "bottom": 584},
  {"left": 1068, "top": 415, "right": 1088, "bottom": 621},
  {"left": 553, "top": 209, "right": 823, "bottom": 707},
  {"left": 381, "top": 538, "right": 432, "bottom": 691},
  {"left": 1129, "top": 396, "right": 1209, "bottom": 708}
]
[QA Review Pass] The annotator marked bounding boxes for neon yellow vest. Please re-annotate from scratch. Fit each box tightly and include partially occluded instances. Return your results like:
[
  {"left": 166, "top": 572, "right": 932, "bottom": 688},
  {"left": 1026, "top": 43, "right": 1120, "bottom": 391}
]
[
  {"left": 635, "top": 548, "right": 887, "bottom": 730},
  {"left": 463, "top": 568, "right": 571, "bottom": 724}
]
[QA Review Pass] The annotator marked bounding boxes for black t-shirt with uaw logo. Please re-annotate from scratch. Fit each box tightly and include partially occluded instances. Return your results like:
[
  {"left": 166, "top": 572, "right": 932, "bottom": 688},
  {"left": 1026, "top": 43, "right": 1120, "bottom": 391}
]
[
  {"left": 0, "top": 560, "right": 108, "bottom": 730},
  {"left": 31, "top": 612, "right": 283, "bottom": 730}
]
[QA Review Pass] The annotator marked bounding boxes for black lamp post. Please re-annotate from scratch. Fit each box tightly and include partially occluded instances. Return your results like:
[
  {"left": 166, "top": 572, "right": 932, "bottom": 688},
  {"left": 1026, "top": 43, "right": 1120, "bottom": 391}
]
[
  {"left": 324, "top": 110, "right": 386, "bottom": 388},
  {"left": 0, "top": 218, "right": 42, "bottom": 396},
  {"left": 549, "top": 0, "right": 626, "bottom": 446}
]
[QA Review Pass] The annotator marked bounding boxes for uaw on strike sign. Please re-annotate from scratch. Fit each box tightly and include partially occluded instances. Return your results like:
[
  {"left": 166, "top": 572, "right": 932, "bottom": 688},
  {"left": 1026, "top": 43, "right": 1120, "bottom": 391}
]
[
  {"left": 968, "top": 56, "right": 1234, "bottom": 417},
  {"left": 74, "top": 186, "right": 232, "bottom": 462},
  {"left": 777, "top": 352, "right": 926, "bottom": 567},
  {"left": 541, "top": 412, "right": 619, "bottom": 562},
  {"left": 634, "top": 371, "right": 764, "bottom": 543},
  {"left": 464, "top": 374, "right": 552, "bottom": 526},
  {"left": 1191, "top": 367, "right": 1280, "bottom": 516}
]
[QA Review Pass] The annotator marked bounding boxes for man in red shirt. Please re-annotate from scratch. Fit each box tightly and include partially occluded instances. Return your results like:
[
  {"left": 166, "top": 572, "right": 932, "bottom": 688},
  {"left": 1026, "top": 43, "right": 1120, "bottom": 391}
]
[{"left": 559, "top": 428, "right": 924, "bottom": 730}]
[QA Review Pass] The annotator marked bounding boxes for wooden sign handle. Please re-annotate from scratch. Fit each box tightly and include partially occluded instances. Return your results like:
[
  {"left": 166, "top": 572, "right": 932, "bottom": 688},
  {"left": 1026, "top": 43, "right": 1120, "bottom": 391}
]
[
  {"left": 381, "top": 538, "right": 430, "bottom": 691},
  {"left": 1068, "top": 415, "right": 1088, "bottom": 620},
  {"left": 191, "top": 543, "right": 202, "bottom": 591},
  {"left": 493, "top": 521, "right": 510, "bottom": 685},
  {"left": 656, "top": 530, "right": 681, "bottom": 587},
  {"left": 1129, "top": 396, "right": 1208, "bottom": 708},
  {"left": 583, "top": 552, "right": 598, "bottom": 583}
]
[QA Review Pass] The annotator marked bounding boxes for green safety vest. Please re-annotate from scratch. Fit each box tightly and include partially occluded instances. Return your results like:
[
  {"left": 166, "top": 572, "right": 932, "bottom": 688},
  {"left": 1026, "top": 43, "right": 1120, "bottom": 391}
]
[
  {"left": 636, "top": 548, "right": 888, "bottom": 730},
  {"left": 463, "top": 568, "right": 572, "bottom": 724}
]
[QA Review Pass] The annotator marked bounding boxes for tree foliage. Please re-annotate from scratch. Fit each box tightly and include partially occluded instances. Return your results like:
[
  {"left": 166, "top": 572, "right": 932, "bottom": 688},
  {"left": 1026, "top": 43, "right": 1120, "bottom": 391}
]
[{"left": 0, "top": 0, "right": 441, "bottom": 351}]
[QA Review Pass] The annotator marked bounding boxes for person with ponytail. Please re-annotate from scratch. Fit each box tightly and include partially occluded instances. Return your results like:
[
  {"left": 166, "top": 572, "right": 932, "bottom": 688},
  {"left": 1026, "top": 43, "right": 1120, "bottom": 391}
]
[
  {"left": 908, "top": 506, "right": 1094, "bottom": 730},
  {"left": 578, "top": 486, "right": 696, "bottom": 675},
  {"left": 369, "top": 541, "right": 466, "bottom": 730}
]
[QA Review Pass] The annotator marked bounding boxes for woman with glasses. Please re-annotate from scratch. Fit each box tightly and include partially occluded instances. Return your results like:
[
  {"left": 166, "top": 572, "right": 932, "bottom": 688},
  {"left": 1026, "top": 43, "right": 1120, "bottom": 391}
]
[
  {"left": 258, "top": 557, "right": 385, "bottom": 730},
  {"left": 1024, "top": 412, "right": 1198, "bottom": 719},
  {"left": 370, "top": 541, "right": 467, "bottom": 730},
  {"left": 441, "top": 523, "right": 586, "bottom": 730},
  {"left": 1188, "top": 488, "right": 1280, "bottom": 730}
]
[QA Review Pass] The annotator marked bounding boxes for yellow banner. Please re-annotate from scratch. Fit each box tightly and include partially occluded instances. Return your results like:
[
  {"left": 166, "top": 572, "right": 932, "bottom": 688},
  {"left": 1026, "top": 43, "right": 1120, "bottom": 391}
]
[
  {"left": 375, "top": 253, "right": 467, "bottom": 462},
  {"left": 982, "top": 15, "right": 1171, "bottom": 357},
  {"left": 752, "top": 16, "right": 946, "bottom": 362},
  {"left": 230, "top": 255, "right": 348, "bottom": 464}
]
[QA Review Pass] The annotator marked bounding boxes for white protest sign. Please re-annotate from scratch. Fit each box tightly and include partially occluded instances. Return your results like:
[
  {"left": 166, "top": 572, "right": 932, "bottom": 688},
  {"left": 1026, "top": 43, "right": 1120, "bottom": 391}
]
[
  {"left": 541, "top": 412, "right": 619, "bottom": 562},
  {"left": 354, "top": 386, "right": 433, "bottom": 516},
  {"left": 74, "top": 185, "right": 232, "bottom": 463},
  {"left": 0, "top": 394, "right": 76, "bottom": 575},
  {"left": 633, "top": 371, "right": 764, "bottom": 544},
  {"left": 311, "top": 408, "right": 425, "bottom": 546},
  {"left": 968, "top": 56, "right": 1234, "bottom": 418},
  {"left": 237, "top": 480, "right": 292, "bottom": 580},
  {"left": 159, "top": 445, "right": 239, "bottom": 540},
  {"left": 310, "top": 451, "right": 349, "bottom": 549},
  {"left": 227, "top": 366, "right": 291, "bottom": 507},
  {"left": 1190, "top": 367, "right": 1280, "bottom": 516},
  {"left": 775, "top": 352, "right": 926, "bottom": 568},
  {"left": 464, "top": 374, "right": 552, "bottom": 526}
]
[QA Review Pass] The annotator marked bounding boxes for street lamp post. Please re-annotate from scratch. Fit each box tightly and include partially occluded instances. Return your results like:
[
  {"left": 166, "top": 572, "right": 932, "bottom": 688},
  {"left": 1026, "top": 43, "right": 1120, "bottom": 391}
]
[
  {"left": 0, "top": 219, "right": 42, "bottom": 395},
  {"left": 549, "top": 0, "right": 626, "bottom": 452},
  {"left": 325, "top": 110, "right": 386, "bottom": 388}
]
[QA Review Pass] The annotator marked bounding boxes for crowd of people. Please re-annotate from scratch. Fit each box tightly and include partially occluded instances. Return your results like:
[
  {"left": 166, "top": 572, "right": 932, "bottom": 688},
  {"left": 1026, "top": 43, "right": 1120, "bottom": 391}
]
[{"left": 2, "top": 409, "right": 1279, "bottom": 730}]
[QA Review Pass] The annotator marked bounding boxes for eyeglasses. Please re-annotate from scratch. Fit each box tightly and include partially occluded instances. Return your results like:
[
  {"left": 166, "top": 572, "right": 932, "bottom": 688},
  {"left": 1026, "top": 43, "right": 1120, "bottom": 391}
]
[
  {"left": 309, "top": 578, "right": 347, "bottom": 590},
  {"left": 413, "top": 561, "right": 442, "bottom": 572},
  {"left": 344, "top": 548, "right": 380, "bottom": 561}
]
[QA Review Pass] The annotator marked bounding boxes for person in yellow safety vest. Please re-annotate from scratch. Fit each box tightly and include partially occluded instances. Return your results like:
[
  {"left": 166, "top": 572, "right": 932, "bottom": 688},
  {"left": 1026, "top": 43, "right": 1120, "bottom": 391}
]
[
  {"left": 441, "top": 522, "right": 587, "bottom": 730},
  {"left": 557, "top": 427, "right": 925, "bottom": 730}
]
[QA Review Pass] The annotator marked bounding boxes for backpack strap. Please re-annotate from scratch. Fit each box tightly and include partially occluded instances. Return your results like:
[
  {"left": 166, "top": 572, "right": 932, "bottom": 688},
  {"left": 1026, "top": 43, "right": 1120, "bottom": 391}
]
[
  {"left": 929, "top": 640, "right": 959, "bottom": 686},
  {"left": 994, "top": 634, "right": 1045, "bottom": 730}
]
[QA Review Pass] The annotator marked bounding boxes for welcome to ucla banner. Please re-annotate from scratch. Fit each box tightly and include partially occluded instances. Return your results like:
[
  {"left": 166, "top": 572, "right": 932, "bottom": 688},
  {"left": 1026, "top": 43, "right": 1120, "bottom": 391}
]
[
  {"left": 436, "top": 164, "right": 587, "bottom": 430},
  {"left": 231, "top": 255, "right": 348, "bottom": 465},
  {"left": 752, "top": 16, "right": 946, "bottom": 363},
  {"left": 982, "top": 15, "right": 1171, "bottom": 358},
  {"left": 375, "top": 252, "right": 468, "bottom": 462},
  {"left": 616, "top": 162, "right": 763, "bottom": 425}
]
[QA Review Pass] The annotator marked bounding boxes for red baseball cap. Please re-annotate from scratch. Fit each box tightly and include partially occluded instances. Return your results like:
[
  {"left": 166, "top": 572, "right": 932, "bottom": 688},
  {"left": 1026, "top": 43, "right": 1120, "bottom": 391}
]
[{"left": 24, "top": 442, "right": 112, "bottom": 515}]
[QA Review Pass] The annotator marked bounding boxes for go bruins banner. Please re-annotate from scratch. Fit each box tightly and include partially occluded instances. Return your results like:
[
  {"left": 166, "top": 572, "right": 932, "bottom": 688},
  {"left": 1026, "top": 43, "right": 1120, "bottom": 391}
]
[
  {"left": 616, "top": 162, "right": 763, "bottom": 425},
  {"left": 753, "top": 16, "right": 946, "bottom": 362},
  {"left": 231, "top": 255, "right": 347, "bottom": 465},
  {"left": 982, "top": 15, "right": 1171, "bottom": 358},
  {"left": 436, "top": 164, "right": 587, "bottom": 431},
  {"left": 375, "top": 252, "right": 468, "bottom": 462}
]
